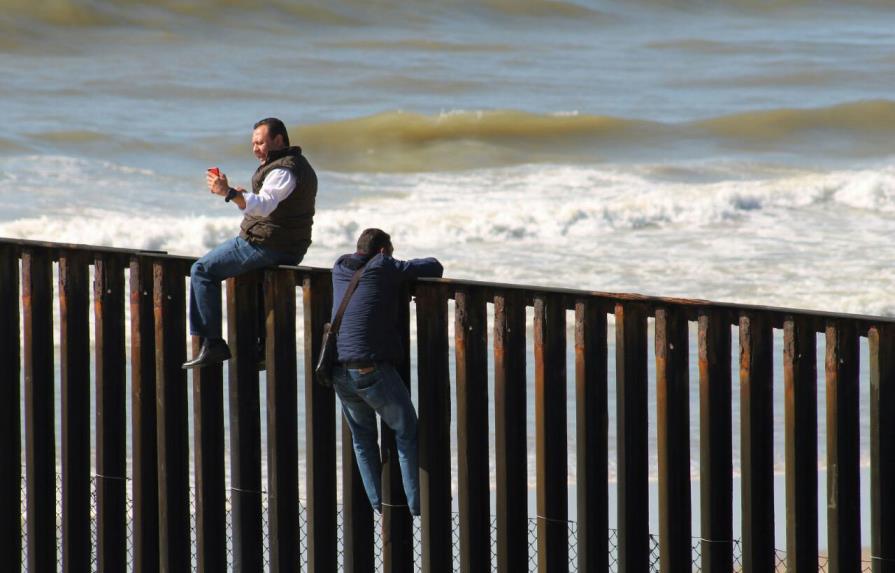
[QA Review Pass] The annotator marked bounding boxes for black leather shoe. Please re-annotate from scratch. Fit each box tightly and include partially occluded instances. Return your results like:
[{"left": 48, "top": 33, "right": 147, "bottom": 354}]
[{"left": 182, "top": 339, "right": 232, "bottom": 370}]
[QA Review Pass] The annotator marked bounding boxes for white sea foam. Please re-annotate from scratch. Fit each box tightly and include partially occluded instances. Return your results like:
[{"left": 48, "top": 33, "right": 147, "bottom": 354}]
[
  {"left": 0, "top": 210, "right": 236, "bottom": 255},
  {"left": 3, "top": 160, "right": 894, "bottom": 316}
]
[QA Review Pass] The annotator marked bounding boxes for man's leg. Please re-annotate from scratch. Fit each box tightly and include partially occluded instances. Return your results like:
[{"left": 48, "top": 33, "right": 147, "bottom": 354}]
[
  {"left": 190, "top": 237, "right": 248, "bottom": 339},
  {"left": 332, "top": 367, "right": 384, "bottom": 513},
  {"left": 186, "top": 237, "right": 292, "bottom": 368},
  {"left": 355, "top": 363, "right": 420, "bottom": 516}
]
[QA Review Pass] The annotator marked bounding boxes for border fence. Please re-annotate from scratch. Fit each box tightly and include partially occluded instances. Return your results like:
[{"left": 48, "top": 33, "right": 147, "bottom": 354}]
[
  {"left": 0, "top": 237, "right": 892, "bottom": 572},
  {"left": 19, "top": 473, "right": 877, "bottom": 572}
]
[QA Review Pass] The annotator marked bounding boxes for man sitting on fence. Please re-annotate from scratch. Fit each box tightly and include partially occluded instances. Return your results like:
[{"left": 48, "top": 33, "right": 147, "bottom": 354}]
[
  {"left": 331, "top": 228, "right": 443, "bottom": 517},
  {"left": 183, "top": 117, "right": 317, "bottom": 369}
]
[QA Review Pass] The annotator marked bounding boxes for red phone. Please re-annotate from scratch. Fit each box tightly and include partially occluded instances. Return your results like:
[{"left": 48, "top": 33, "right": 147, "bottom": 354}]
[{"left": 207, "top": 167, "right": 220, "bottom": 176}]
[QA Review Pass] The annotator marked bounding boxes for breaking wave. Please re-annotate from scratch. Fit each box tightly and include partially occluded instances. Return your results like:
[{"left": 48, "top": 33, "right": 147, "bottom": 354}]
[
  {"left": 1, "top": 0, "right": 885, "bottom": 33},
  {"left": 0, "top": 0, "right": 608, "bottom": 33},
  {"left": 15, "top": 101, "right": 895, "bottom": 173},
  {"left": 3, "top": 156, "right": 895, "bottom": 316},
  {"left": 290, "top": 101, "right": 895, "bottom": 172}
]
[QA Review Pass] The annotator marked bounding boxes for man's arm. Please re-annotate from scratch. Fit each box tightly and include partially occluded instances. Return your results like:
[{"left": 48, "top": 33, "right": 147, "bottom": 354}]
[
  {"left": 241, "top": 169, "right": 295, "bottom": 216},
  {"left": 390, "top": 257, "right": 444, "bottom": 280},
  {"left": 206, "top": 168, "right": 295, "bottom": 214}
]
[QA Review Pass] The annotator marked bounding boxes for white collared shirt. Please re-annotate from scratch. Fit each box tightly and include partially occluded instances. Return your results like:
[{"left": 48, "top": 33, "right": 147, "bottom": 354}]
[{"left": 241, "top": 168, "right": 296, "bottom": 217}]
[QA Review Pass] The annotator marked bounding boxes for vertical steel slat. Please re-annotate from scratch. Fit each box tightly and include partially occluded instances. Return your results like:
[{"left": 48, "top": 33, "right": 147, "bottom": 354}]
[
  {"left": 302, "top": 272, "right": 337, "bottom": 571},
  {"left": 825, "top": 320, "right": 861, "bottom": 573},
  {"left": 535, "top": 295, "right": 569, "bottom": 573},
  {"left": 129, "top": 257, "right": 159, "bottom": 573},
  {"left": 22, "top": 249, "right": 56, "bottom": 573},
  {"left": 94, "top": 255, "right": 128, "bottom": 572},
  {"left": 615, "top": 303, "right": 649, "bottom": 573},
  {"left": 698, "top": 311, "right": 733, "bottom": 573},
  {"left": 739, "top": 313, "right": 775, "bottom": 573},
  {"left": 59, "top": 252, "right": 91, "bottom": 573},
  {"left": 495, "top": 291, "right": 529, "bottom": 573},
  {"left": 783, "top": 317, "right": 818, "bottom": 572},
  {"left": 265, "top": 269, "right": 300, "bottom": 573},
  {"left": 416, "top": 284, "right": 452, "bottom": 573},
  {"left": 455, "top": 289, "right": 490, "bottom": 572},
  {"left": 0, "top": 245, "right": 22, "bottom": 572},
  {"left": 191, "top": 337, "right": 226, "bottom": 572},
  {"left": 331, "top": 270, "right": 378, "bottom": 571},
  {"left": 575, "top": 300, "right": 608, "bottom": 573},
  {"left": 226, "top": 274, "right": 264, "bottom": 573},
  {"left": 656, "top": 307, "right": 692, "bottom": 572},
  {"left": 382, "top": 287, "right": 414, "bottom": 572},
  {"left": 868, "top": 326, "right": 895, "bottom": 573},
  {"left": 154, "top": 260, "right": 191, "bottom": 572},
  {"left": 342, "top": 414, "right": 374, "bottom": 573}
]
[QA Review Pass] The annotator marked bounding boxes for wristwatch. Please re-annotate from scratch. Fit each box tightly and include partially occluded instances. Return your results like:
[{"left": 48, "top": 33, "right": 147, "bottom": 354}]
[{"left": 224, "top": 187, "right": 239, "bottom": 202}]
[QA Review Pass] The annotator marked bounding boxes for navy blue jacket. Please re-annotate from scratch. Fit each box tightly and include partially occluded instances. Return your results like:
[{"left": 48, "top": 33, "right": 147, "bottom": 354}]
[{"left": 332, "top": 252, "right": 443, "bottom": 364}]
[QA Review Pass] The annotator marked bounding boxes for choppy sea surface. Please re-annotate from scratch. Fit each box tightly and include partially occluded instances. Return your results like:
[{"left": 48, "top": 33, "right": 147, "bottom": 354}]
[
  {"left": 3, "top": 0, "right": 895, "bottom": 315},
  {"left": 2, "top": 0, "right": 892, "bottom": 548}
]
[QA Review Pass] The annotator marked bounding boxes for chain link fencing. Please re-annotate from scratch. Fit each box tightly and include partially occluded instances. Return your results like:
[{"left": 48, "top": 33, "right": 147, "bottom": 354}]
[{"left": 20, "top": 473, "right": 873, "bottom": 571}]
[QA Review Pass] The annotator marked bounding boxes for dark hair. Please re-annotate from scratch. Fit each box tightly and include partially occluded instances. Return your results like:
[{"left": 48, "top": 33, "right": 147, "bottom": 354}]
[
  {"left": 356, "top": 228, "right": 392, "bottom": 255},
  {"left": 253, "top": 117, "right": 290, "bottom": 147}
]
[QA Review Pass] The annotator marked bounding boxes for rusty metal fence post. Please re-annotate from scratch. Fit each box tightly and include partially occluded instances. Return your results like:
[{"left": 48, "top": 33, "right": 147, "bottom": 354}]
[
  {"left": 342, "top": 412, "right": 375, "bottom": 573},
  {"left": 869, "top": 326, "right": 895, "bottom": 573},
  {"left": 575, "top": 300, "right": 608, "bottom": 573},
  {"left": 656, "top": 307, "right": 692, "bottom": 573},
  {"left": 95, "top": 254, "right": 128, "bottom": 572},
  {"left": 416, "top": 284, "right": 452, "bottom": 573},
  {"left": 264, "top": 269, "right": 300, "bottom": 573},
  {"left": 825, "top": 321, "right": 861, "bottom": 573},
  {"left": 739, "top": 313, "right": 775, "bottom": 573},
  {"left": 455, "top": 289, "right": 491, "bottom": 572},
  {"left": 615, "top": 303, "right": 648, "bottom": 573},
  {"left": 698, "top": 311, "right": 733, "bottom": 573},
  {"left": 382, "top": 288, "right": 415, "bottom": 573},
  {"left": 154, "top": 260, "right": 191, "bottom": 572},
  {"left": 59, "top": 251, "right": 91, "bottom": 573},
  {"left": 22, "top": 249, "right": 56, "bottom": 573},
  {"left": 130, "top": 256, "right": 159, "bottom": 573},
  {"left": 336, "top": 262, "right": 374, "bottom": 573},
  {"left": 302, "top": 272, "right": 338, "bottom": 571},
  {"left": 783, "top": 317, "right": 819, "bottom": 572},
  {"left": 227, "top": 273, "right": 264, "bottom": 573},
  {"left": 191, "top": 325, "right": 227, "bottom": 570},
  {"left": 0, "top": 245, "right": 22, "bottom": 572},
  {"left": 496, "top": 291, "right": 529, "bottom": 573},
  {"left": 535, "top": 294, "right": 569, "bottom": 573}
]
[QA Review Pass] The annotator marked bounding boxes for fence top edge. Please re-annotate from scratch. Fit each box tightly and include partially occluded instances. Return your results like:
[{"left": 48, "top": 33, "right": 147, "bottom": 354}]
[
  {"left": 1, "top": 236, "right": 166, "bottom": 257},
  {"left": 4, "top": 237, "right": 894, "bottom": 329},
  {"left": 410, "top": 279, "right": 895, "bottom": 330}
]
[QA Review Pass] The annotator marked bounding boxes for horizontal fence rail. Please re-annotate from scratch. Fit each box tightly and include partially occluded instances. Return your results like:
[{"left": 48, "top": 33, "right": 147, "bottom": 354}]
[{"left": 0, "top": 237, "right": 892, "bottom": 572}]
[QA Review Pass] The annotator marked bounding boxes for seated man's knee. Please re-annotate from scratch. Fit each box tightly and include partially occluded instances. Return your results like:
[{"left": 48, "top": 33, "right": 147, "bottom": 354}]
[
  {"left": 190, "top": 259, "right": 207, "bottom": 280},
  {"left": 191, "top": 252, "right": 224, "bottom": 281}
]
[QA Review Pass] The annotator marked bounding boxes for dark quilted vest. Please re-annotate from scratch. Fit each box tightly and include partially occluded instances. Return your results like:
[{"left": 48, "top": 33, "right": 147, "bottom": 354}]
[{"left": 239, "top": 146, "right": 317, "bottom": 259}]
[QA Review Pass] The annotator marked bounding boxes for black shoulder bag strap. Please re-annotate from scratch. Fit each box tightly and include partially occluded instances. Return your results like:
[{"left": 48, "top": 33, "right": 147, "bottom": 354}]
[
  {"left": 331, "top": 261, "right": 368, "bottom": 335},
  {"left": 314, "top": 260, "right": 369, "bottom": 387}
]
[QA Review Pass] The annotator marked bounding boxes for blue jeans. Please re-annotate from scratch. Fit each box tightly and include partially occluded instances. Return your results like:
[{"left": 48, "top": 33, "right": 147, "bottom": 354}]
[
  {"left": 332, "top": 363, "right": 420, "bottom": 516},
  {"left": 189, "top": 237, "right": 297, "bottom": 339}
]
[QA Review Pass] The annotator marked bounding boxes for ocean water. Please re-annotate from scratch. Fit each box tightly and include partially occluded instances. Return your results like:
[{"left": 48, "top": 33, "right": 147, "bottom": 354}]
[
  {"left": 3, "top": 0, "right": 895, "bottom": 317},
  {"left": 2, "top": 0, "right": 892, "bottom": 551}
]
